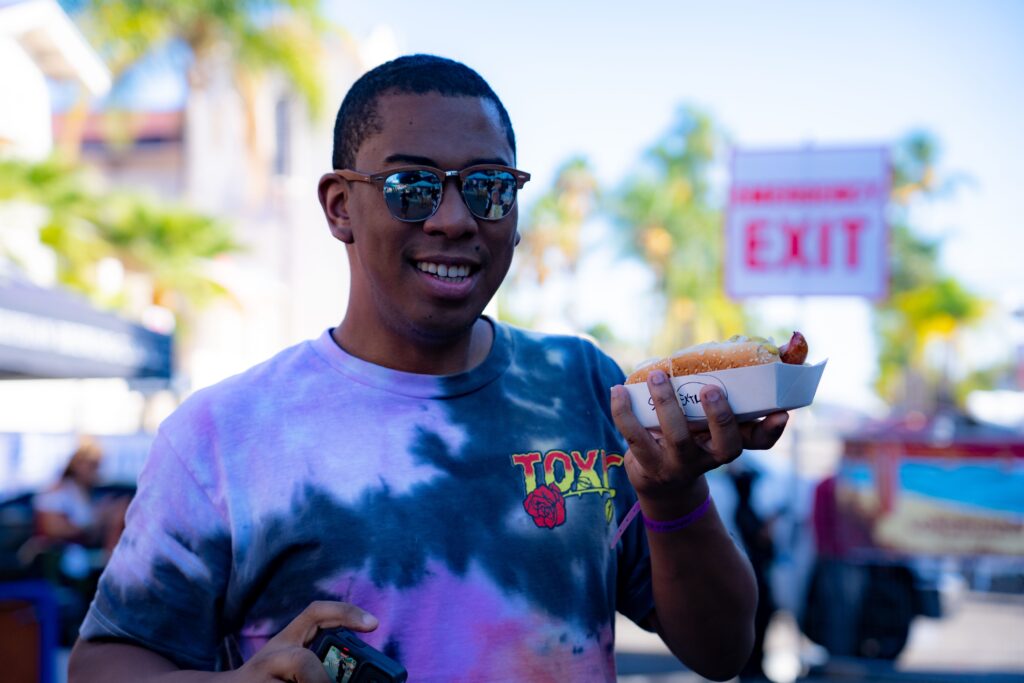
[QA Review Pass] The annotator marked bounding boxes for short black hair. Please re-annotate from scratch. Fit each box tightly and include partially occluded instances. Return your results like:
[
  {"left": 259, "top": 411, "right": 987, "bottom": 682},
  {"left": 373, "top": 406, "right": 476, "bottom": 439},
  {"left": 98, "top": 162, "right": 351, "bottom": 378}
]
[{"left": 331, "top": 54, "right": 516, "bottom": 170}]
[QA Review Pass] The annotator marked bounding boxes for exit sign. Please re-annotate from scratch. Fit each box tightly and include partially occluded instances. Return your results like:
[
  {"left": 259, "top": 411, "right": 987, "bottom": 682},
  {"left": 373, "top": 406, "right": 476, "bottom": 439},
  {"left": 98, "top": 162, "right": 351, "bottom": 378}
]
[{"left": 725, "top": 146, "right": 890, "bottom": 299}]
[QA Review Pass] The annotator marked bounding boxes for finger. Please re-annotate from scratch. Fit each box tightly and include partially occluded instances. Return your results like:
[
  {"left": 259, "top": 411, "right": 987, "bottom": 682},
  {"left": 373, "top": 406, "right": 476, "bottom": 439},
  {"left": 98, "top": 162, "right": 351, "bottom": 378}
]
[
  {"left": 265, "top": 646, "right": 332, "bottom": 683},
  {"left": 739, "top": 411, "right": 790, "bottom": 450},
  {"left": 610, "top": 385, "right": 661, "bottom": 469},
  {"left": 699, "top": 385, "right": 743, "bottom": 463},
  {"left": 272, "top": 601, "right": 379, "bottom": 649},
  {"left": 646, "top": 370, "right": 694, "bottom": 453}
]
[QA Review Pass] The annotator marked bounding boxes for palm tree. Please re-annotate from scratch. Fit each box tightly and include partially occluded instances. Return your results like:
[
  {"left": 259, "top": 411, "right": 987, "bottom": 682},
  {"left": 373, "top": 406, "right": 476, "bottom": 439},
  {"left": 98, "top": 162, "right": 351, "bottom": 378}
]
[
  {"left": 0, "top": 156, "right": 240, "bottom": 324},
  {"left": 504, "top": 157, "right": 599, "bottom": 330},
  {"left": 874, "top": 132, "right": 989, "bottom": 409},
  {"left": 57, "top": 0, "right": 339, "bottom": 177},
  {"left": 39, "top": 1, "right": 345, "bottom": 344},
  {"left": 613, "top": 107, "right": 748, "bottom": 355}
]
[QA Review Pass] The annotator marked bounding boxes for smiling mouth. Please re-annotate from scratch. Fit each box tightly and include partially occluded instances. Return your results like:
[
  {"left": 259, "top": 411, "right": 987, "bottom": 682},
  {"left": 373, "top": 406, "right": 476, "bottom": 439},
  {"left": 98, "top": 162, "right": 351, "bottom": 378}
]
[{"left": 415, "top": 260, "right": 474, "bottom": 283}]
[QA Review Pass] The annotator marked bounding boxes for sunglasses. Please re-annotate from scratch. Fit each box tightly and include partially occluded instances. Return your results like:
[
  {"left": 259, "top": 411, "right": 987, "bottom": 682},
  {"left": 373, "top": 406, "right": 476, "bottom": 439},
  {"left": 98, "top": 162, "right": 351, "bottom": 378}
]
[{"left": 335, "top": 164, "right": 531, "bottom": 222}]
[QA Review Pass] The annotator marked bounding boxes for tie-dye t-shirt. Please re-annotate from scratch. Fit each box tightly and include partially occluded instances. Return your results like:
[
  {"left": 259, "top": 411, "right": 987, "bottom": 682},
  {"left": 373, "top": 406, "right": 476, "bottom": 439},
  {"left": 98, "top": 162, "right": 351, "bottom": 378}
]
[{"left": 80, "top": 321, "right": 654, "bottom": 681}]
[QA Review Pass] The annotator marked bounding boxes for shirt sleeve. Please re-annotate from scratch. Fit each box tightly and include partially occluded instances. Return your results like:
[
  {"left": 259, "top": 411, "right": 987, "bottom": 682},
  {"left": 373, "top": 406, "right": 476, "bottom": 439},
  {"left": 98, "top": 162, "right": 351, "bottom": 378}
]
[
  {"left": 588, "top": 341, "right": 656, "bottom": 627},
  {"left": 79, "top": 430, "right": 232, "bottom": 670},
  {"left": 614, "top": 488, "right": 654, "bottom": 628}
]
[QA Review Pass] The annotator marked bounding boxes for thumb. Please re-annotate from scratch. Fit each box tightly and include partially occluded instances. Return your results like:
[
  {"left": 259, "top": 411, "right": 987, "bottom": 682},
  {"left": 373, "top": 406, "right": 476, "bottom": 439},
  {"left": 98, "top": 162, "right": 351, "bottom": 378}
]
[{"left": 270, "top": 600, "right": 379, "bottom": 649}]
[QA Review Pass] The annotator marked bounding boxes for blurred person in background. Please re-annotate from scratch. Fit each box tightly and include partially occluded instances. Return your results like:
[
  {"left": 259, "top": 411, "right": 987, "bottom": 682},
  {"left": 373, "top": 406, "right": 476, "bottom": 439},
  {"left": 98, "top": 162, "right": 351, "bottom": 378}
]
[
  {"left": 32, "top": 439, "right": 128, "bottom": 564},
  {"left": 24, "top": 439, "right": 129, "bottom": 644},
  {"left": 728, "top": 465, "right": 778, "bottom": 682},
  {"left": 803, "top": 473, "right": 873, "bottom": 658},
  {"left": 69, "top": 54, "right": 790, "bottom": 682}
]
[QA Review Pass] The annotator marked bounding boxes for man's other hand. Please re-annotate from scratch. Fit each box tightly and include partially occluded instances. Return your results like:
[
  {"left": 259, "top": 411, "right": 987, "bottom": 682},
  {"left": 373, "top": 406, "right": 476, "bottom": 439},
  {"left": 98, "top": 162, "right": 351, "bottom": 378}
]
[{"left": 229, "top": 601, "right": 379, "bottom": 683}]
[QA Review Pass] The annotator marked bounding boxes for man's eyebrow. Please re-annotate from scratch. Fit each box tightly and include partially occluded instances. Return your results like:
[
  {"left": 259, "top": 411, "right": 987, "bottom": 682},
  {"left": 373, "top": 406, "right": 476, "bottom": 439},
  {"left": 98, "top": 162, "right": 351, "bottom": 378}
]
[{"left": 383, "top": 154, "right": 512, "bottom": 167}]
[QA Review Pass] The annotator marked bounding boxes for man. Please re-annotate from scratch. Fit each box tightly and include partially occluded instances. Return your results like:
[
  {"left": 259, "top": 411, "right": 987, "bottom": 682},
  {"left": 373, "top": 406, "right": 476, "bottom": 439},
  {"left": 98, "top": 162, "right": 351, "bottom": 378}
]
[{"left": 69, "top": 54, "right": 789, "bottom": 682}]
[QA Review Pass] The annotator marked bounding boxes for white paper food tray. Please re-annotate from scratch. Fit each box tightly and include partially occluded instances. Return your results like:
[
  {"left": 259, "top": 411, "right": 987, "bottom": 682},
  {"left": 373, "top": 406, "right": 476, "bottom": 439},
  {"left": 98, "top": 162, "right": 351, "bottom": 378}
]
[{"left": 624, "top": 360, "right": 827, "bottom": 428}]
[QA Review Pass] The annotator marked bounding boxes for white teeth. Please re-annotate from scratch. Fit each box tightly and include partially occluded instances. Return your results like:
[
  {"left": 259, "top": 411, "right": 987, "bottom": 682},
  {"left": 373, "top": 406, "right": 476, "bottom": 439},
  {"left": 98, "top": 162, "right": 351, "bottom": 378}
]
[{"left": 416, "top": 262, "right": 471, "bottom": 279}]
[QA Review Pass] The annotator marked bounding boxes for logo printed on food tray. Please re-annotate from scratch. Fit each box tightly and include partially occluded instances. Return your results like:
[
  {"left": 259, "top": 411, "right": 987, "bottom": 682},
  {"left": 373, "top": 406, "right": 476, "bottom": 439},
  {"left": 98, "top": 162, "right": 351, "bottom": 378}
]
[{"left": 646, "top": 375, "right": 728, "bottom": 416}]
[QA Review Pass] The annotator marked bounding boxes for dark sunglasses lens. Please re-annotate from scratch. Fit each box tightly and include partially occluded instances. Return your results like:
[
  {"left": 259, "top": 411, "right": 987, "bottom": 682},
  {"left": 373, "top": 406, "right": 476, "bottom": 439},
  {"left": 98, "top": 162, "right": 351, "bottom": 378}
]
[
  {"left": 382, "top": 170, "right": 441, "bottom": 221},
  {"left": 462, "top": 170, "right": 517, "bottom": 220}
]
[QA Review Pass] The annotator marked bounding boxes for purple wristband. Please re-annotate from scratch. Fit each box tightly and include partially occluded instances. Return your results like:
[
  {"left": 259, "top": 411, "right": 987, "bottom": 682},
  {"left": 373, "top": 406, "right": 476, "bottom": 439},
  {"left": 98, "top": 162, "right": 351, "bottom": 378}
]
[
  {"left": 609, "top": 492, "right": 712, "bottom": 549},
  {"left": 642, "top": 493, "right": 712, "bottom": 533}
]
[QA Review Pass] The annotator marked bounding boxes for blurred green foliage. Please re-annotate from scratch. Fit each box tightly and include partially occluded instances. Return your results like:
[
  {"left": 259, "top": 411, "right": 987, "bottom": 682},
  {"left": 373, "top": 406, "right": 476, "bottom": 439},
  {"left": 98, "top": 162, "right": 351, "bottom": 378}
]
[
  {"left": 513, "top": 116, "right": 993, "bottom": 409},
  {"left": 504, "top": 156, "right": 599, "bottom": 330},
  {"left": 62, "top": 0, "right": 332, "bottom": 113},
  {"left": 18, "top": 1, "right": 339, "bottom": 330},
  {"left": 611, "top": 106, "right": 747, "bottom": 355},
  {"left": 0, "top": 156, "right": 240, "bottom": 318},
  {"left": 56, "top": 0, "right": 339, "bottom": 170},
  {"left": 875, "top": 132, "right": 989, "bottom": 408}
]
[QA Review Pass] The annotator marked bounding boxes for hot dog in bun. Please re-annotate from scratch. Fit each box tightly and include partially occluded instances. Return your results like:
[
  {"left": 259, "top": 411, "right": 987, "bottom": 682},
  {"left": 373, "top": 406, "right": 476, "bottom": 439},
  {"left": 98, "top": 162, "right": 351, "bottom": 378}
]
[{"left": 626, "top": 331, "right": 808, "bottom": 385}]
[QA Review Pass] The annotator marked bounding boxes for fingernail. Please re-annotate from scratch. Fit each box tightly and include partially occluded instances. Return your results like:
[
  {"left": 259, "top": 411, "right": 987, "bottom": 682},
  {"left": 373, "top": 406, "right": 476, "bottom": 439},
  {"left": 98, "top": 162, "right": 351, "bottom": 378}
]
[
  {"left": 650, "top": 370, "right": 667, "bottom": 386},
  {"left": 704, "top": 388, "right": 721, "bottom": 403},
  {"left": 361, "top": 613, "right": 378, "bottom": 628}
]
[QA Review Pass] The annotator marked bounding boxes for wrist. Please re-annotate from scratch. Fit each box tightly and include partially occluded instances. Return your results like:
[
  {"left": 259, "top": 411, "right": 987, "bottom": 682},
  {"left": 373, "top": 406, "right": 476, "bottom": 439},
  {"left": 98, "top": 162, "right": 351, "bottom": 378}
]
[
  {"left": 638, "top": 475, "right": 710, "bottom": 523},
  {"left": 642, "top": 493, "right": 711, "bottom": 533}
]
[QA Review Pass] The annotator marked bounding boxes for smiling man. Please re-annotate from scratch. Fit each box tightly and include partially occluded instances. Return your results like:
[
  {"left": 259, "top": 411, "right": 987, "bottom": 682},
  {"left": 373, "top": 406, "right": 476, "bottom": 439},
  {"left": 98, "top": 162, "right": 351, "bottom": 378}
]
[
  {"left": 323, "top": 88, "right": 522, "bottom": 375},
  {"left": 69, "top": 55, "right": 789, "bottom": 683}
]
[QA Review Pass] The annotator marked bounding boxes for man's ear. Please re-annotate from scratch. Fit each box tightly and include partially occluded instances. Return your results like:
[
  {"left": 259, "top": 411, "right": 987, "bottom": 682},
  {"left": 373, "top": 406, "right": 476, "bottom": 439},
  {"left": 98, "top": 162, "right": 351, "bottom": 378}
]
[
  {"left": 514, "top": 230, "right": 522, "bottom": 247},
  {"left": 318, "top": 173, "right": 354, "bottom": 244}
]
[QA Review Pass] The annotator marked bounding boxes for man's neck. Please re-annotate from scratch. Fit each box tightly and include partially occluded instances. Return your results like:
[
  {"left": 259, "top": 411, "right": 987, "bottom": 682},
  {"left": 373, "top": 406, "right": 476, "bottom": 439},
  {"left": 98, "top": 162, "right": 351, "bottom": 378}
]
[{"left": 332, "top": 317, "right": 494, "bottom": 376}]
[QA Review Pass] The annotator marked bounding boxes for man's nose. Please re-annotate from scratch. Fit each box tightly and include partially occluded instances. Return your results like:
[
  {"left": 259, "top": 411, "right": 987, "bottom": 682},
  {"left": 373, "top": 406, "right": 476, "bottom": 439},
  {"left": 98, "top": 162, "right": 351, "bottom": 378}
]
[{"left": 422, "top": 180, "right": 478, "bottom": 238}]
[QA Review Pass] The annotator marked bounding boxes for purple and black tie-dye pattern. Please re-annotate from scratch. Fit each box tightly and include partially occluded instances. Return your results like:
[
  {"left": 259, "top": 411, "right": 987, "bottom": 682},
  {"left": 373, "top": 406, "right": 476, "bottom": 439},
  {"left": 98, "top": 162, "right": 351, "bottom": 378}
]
[{"left": 80, "top": 321, "right": 654, "bottom": 681}]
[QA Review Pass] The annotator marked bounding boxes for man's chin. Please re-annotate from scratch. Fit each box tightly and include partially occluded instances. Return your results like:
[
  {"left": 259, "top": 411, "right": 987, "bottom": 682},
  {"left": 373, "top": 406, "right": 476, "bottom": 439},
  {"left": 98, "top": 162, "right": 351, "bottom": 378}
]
[{"left": 410, "top": 311, "right": 486, "bottom": 343}]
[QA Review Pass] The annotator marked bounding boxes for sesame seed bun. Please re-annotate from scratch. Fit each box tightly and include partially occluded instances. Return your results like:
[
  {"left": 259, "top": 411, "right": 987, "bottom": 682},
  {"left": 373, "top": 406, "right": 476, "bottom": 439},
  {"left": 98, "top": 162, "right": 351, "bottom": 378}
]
[{"left": 625, "top": 336, "right": 780, "bottom": 385}]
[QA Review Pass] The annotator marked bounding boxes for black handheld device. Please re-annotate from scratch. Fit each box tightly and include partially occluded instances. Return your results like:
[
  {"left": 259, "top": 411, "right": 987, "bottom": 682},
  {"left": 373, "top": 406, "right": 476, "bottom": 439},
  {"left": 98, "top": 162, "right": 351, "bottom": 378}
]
[{"left": 308, "top": 627, "right": 408, "bottom": 683}]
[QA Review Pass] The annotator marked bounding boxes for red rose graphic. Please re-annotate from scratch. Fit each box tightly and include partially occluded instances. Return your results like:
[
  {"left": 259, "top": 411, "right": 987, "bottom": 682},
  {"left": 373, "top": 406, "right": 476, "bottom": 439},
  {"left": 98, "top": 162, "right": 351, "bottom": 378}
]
[{"left": 523, "top": 483, "right": 566, "bottom": 528}]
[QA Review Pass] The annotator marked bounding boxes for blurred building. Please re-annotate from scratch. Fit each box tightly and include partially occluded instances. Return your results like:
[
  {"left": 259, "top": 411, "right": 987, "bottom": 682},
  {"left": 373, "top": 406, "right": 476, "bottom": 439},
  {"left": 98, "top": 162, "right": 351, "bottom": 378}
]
[
  {"left": 50, "top": 32, "right": 382, "bottom": 394},
  {"left": 0, "top": 0, "right": 157, "bottom": 492},
  {"left": 0, "top": 0, "right": 109, "bottom": 160},
  {"left": 1, "top": 2, "right": 390, "bottom": 490},
  {"left": 0, "top": 0, "right": 109, "bottom": 282}
]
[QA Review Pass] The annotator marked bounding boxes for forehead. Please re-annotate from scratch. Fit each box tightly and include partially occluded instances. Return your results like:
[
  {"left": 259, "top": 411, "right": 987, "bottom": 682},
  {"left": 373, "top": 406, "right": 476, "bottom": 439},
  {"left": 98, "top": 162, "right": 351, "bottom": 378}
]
[{"left": 356, "top": 92, "right": 513, "bottom": 168}]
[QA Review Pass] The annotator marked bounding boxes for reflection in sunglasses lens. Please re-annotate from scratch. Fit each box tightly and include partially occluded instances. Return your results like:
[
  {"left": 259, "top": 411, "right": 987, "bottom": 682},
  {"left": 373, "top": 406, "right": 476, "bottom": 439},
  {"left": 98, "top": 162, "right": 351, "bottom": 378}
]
[
  {"left": 463, "top": 171, "right": 516, "bottom": 220},
  {"left": 383, "top": 171, "right": 441, "bottom": 221}
]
